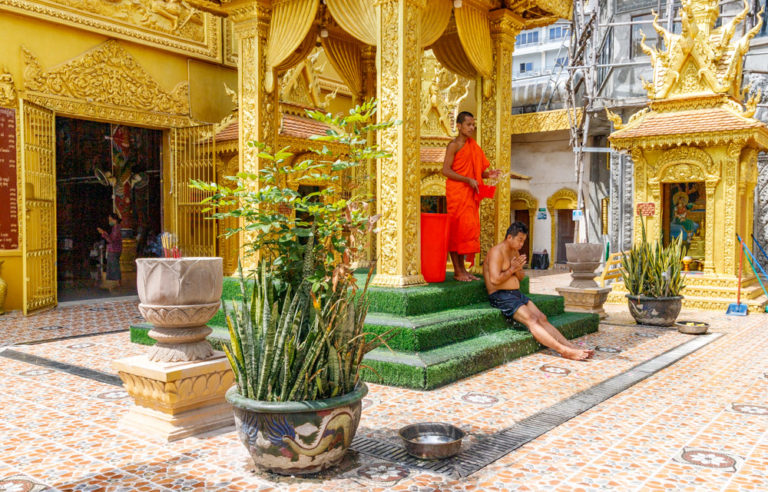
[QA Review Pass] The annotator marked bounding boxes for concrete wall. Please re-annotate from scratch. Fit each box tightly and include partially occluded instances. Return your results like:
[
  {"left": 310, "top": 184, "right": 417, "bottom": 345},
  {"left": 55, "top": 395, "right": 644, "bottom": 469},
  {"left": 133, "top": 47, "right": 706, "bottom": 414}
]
[{"left": 511, "top": 130, "right": 578, "bottom": 257}]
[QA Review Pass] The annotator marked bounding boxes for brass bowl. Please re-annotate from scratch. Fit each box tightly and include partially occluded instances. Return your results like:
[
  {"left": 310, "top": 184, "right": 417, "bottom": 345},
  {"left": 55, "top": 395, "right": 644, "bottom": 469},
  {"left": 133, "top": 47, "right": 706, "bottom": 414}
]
[
  {"left": 399, "top": 422, "right": 466, "bottom": 460},
  {"left": 675, "top": 320, "right": 709, "bottom": 335}
]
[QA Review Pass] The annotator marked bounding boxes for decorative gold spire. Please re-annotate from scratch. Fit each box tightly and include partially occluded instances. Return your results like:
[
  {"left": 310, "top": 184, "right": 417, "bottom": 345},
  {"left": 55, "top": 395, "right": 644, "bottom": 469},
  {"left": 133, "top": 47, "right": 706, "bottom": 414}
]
[{"left": 640, "top": 0, "right": 763, "bottom": 102}]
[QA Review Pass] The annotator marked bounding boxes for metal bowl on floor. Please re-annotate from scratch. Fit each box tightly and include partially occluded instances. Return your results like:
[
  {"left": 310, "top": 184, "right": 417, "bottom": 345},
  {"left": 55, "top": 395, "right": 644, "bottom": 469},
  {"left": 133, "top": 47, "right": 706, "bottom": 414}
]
[
  {"left": 675, "top": 320, "right": 710, "bottom": 335},
  {"left": 398, "top": 422, "right": 466, "bottom": 460}
]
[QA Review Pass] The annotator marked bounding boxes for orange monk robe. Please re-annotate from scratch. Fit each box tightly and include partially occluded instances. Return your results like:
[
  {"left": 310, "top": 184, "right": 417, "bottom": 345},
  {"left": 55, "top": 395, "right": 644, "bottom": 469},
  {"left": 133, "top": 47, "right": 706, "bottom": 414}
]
[{"left": 446, "top": 137, "right": 489, "bottom": 255}]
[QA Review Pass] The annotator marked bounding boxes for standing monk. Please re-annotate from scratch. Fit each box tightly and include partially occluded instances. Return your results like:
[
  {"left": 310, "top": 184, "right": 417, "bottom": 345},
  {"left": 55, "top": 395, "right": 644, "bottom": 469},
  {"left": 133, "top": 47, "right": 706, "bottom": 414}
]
[{"left": 442, "top": 111, "right": 500, "bottom": 281}]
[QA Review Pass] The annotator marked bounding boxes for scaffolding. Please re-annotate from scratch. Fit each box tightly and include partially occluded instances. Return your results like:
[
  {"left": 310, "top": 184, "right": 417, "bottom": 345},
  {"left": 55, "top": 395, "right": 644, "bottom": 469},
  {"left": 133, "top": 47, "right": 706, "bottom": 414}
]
[{"left": 552, "top": 0, "right": 766, "bottom": 239}]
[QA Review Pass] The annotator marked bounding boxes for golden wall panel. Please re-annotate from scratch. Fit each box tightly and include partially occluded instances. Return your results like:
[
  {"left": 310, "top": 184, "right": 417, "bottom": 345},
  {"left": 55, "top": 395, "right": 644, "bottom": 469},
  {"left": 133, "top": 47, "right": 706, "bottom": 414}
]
[{"left": 0, "top": 0, "right": 222, "bottom": 62}]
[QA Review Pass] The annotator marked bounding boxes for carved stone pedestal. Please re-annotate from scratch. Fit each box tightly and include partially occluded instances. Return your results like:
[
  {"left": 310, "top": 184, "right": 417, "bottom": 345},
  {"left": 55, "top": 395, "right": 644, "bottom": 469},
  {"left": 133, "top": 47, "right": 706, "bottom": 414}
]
[
  {"left": 113, "top": 353, "right": 234, "bottom": 442},
  {"left": 556, "top": 286, "right": 612, "bottom": 319}
]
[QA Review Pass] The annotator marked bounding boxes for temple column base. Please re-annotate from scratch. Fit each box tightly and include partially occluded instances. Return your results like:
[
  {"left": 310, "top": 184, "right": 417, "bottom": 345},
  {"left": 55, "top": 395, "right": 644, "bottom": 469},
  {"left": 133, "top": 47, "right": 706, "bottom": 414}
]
[
  {"left": 371, "top": 273, "right": 427, "bottom": 288},
  {"left": 112, "top": 353, "right": 234, "bottom": 442}
]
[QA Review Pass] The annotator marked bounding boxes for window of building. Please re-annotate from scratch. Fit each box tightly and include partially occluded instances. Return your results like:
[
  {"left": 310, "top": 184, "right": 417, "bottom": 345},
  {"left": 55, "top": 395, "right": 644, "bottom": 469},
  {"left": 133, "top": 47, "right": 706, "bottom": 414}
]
[
  {"left": 555, "top": 56, "right": 568, "bottom": 68},
  {"left": 516, "top": 31, "right": 539, "bottom": 46},
  {"left": 630, "top": 14, "right": 656, "bottom": 58},
  {"left": 519, "top": 62, "right": 533, "bottom": 73},
  {"left": 549, "top": 26, "right": 568, "bottom": 41}
]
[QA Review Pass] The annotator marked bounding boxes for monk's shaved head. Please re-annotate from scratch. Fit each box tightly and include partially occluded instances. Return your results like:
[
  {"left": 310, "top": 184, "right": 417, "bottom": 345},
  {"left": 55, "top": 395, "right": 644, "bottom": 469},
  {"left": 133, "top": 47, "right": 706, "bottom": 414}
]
[{"left": 456, "top": 111, "right": 474, "bottom": 124}]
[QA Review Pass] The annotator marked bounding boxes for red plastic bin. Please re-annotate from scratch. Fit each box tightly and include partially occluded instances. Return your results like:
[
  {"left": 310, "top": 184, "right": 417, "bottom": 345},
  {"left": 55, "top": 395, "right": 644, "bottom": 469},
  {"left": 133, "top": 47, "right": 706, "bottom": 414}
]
[{"left": 421, "top": 213, "right": 450, "bottom": 283}]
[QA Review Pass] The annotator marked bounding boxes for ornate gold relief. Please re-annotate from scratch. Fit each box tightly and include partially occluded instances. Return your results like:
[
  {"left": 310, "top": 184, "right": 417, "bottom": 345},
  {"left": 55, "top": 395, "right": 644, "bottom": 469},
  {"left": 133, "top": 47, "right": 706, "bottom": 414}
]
[
  {"left": 510, "top": 108, "right": 583, "bottom": 135},
  {"left": 1, "top": 0, "right": 222, "bottom": 61},
  {"left": 23, "top": 41, "right": 189, "bottom": 116},
  {"left": 0, "top": 67, "right": 17, "bottom": 107},
  {"left": 421, "top": 173, "right": 446, "bottom": 196},
  {"left": 639, "top": 0, "right": 763, "bottom": 102}
]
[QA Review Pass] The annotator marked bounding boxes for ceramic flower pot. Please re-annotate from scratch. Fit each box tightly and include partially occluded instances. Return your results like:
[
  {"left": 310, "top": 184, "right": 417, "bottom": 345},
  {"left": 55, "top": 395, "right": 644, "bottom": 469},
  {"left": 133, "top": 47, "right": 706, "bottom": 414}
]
[
  {"left": 626, "top": 295, "right": 683, "bottom": 327},
  {"left": 226, "top": 383, "right": 367, "bottom": 475},
  {"left": 136, "top": 257, "right": 223, "bottom": 362},
  {"left": 565, "top": 243, "right": 604, "bottom": 288}
]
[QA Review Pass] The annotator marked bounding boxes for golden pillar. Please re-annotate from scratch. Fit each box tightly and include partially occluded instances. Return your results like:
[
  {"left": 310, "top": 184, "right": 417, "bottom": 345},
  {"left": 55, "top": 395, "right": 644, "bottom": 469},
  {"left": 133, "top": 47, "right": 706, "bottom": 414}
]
[
  {"left": 372, "top": 0, "right": 427, "bottom": 287},
  {"left": 361, "top": 45, "right": 377, "bottom": 268},
  {"left": 230, "top": 2, "right": 280, "bottom": 271},
  {"left": 478, "top": 10, "right": 521, "bottom": 266}
]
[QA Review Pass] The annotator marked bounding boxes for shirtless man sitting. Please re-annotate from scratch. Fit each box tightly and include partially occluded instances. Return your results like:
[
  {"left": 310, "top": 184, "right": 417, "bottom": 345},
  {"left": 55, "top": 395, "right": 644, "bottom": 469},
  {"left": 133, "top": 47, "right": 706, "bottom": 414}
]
[{"left": 484, "top": 222, "right": 593, "bottom": 361}]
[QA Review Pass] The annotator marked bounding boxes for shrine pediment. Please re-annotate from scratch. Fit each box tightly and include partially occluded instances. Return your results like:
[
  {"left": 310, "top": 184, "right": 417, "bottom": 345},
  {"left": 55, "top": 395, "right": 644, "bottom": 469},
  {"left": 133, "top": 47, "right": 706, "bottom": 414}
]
[{"left": 23, "top": 40, "right": 189, "bottom": 116}]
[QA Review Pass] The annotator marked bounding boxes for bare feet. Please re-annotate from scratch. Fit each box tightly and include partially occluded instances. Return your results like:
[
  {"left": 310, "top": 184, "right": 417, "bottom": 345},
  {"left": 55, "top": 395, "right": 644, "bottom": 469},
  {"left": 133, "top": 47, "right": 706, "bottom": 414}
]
[
  {"left": 565, "top": 341, "right": 594, "bottom": 358},
  {"left": 559, "top": 346, "right": 591, "bottom": 361},
  {"left": 454, "top": 272, "right": 474, "bottom": 282},
  {"left": 467, "top": 273, "right": 480, "bottom": 281}
]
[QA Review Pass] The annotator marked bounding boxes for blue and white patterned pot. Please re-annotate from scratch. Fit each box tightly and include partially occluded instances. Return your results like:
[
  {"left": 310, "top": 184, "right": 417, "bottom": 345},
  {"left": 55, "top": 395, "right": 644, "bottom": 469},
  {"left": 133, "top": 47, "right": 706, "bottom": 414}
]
[{"left": 226, "top": 383, "right": 367, "bottom": 475}]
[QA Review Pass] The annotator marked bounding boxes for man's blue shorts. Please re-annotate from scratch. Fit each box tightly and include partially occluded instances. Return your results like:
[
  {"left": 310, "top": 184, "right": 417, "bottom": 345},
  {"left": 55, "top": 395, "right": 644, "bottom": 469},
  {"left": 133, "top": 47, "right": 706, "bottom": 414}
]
[{"left": 489, "top": 289, "right": 531, "bottom": 319}]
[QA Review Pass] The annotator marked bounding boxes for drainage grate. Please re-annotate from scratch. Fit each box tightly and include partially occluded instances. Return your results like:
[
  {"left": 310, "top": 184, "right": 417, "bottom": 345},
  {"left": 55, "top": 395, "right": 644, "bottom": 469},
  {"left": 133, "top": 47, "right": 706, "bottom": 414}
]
[{"left": 352, "top": 333, "right": 722, "bottom": 478}]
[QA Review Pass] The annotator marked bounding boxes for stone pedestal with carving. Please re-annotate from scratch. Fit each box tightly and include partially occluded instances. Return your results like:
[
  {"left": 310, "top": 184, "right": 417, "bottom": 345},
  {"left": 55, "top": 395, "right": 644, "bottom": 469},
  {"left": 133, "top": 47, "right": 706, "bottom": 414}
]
[
  {"left": 113, "top": 257, "right": 234, "bottom": 441},
  {"left": 556, "top": 285, "right": 612, "bottom": 319},
  {"left": 559, "top": 243, "right": 610, "bottom": 318},
  {"left": 113, "top": 354, "right": 234, "bottom": 441}
]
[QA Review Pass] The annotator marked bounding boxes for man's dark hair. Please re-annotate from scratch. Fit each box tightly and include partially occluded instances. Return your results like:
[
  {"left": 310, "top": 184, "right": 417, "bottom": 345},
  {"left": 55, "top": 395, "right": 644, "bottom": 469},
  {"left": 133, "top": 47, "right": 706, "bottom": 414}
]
[
  {"left": 506, "top": 221, "right": 528, "bottom": 238},
  {"left": 109, "top": 212, "right": 122, "bottom": 223},
  {"left": 456, "top": 111, "right": 474, "bottom": 124}
]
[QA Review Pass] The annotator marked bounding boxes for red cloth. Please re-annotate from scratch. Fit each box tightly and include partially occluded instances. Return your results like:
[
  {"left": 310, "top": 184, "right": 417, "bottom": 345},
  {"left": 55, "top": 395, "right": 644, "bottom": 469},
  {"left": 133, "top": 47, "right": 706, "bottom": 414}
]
[{"left": 446, "top": 138, "right": 489, "bottom": 255}]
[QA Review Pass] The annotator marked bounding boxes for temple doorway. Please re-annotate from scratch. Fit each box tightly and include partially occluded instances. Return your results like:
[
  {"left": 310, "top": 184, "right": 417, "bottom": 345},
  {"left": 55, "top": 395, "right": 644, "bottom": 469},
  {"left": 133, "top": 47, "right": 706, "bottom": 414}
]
[
  {"left": 663, "top": 181, "right": 706, "bottom": 268},
  {"left": 556, "top": 209, "right": 575, "bottom": 264},
  {"left": 55, "top": 117, "right": 163, "bottom": 302},
  {"left": 512, "top": 209, "right": 531, "bottom": 262}
]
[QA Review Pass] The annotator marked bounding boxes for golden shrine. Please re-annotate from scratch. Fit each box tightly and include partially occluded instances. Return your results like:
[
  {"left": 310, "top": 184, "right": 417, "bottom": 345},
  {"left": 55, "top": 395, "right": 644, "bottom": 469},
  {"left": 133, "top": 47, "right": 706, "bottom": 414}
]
[
  {"left": 607, "top": 0, "right": 768, "bottom": 312},
  {"left": 0, "top": 0, "right": 572, "bottom": 314},
  {"left": 196, "top": 0, "right": 572, "bottom": 288}
]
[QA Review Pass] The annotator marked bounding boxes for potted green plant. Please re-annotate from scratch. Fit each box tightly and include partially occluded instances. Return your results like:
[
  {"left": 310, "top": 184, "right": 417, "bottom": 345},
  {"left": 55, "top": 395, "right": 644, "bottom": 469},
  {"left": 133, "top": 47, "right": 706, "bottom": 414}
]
[
  {"left": 190, "top": 100, "right": 393, "bottom": 475},
  {"left": 621, "top": 219, "right": 686, "bottom": 326}
]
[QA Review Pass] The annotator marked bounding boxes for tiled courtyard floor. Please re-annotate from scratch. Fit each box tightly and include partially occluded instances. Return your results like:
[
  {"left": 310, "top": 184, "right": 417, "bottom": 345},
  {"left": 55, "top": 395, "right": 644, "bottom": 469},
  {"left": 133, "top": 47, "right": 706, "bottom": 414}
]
[{"left": 1, "top": 273, "right": 767, "bottom": 491}]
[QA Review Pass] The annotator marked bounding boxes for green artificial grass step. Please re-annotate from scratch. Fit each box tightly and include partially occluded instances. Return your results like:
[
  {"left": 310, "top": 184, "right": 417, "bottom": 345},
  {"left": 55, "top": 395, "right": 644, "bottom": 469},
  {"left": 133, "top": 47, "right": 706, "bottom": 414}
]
[
  {"left": 130, "top": 322, "right": 230, "bottom": 352},
  {"left": 364, "top": 293, "right": 564, "bottom": 352},
  {"left": 360, "top": 311, "right": 600, "bottom": 390},
  {"left": 364, "top": 276, "right": 530, "bottom": 317},
  {"left": 221, "top": 274, "right": 530, "bottom": 317}
]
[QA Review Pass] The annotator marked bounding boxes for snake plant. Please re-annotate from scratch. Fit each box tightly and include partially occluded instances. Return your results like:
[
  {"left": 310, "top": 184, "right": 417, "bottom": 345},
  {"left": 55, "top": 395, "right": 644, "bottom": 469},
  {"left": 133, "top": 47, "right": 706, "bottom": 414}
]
[
  {"left": 621, "top": 218, "right": 686, "bottom": 298},
  {"left": 221, "top": 244, "right": 389, "bottom": 402}
]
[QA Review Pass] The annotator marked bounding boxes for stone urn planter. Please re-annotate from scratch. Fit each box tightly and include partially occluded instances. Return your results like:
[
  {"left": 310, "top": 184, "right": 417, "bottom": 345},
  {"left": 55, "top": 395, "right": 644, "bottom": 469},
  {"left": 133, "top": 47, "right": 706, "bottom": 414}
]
[
  {"left": 136, "top": 257, "right": 223, "bottom": 362},
  {"left": 557, "top": 243, "right": 611, "bottom": 318},
  {"left": 626, "top": 295, "right": 683, "bottom": 327},
  {"left": 226, "top": 383, "right": 367, "bottom": 475},
  {"left": 565, "top": 243, "right": 604, "bottom": 288}
]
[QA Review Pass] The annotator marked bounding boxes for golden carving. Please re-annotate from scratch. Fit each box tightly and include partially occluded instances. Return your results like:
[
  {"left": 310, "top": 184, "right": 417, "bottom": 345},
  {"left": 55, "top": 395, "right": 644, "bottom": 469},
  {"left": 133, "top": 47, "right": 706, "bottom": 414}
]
[
  {"left": 510, "top": 108, "right": 583, "bottom": 135},
  {"left": 639, "top": 0, "right": 763, "bottom": 101},
  {"left": 373, "top": 0, "right": 426, "bottom": 287},
  {"left": 421, "top": 173, "right": 446, "bottom": 196},
  {"left": 547, "top": 187, "right": 577, "bottom": 267},
  {"left": 23, "top": 41, "right": 190, "bottom": 116},
  {"left": 0, "top": 0, "right": 221, "bottom": 61},
  {"left": 605, "top": 108, "right": 623, "bottom": 130},
  {"left": 0, "top": 68, "right": 17, "bottom": 107}
]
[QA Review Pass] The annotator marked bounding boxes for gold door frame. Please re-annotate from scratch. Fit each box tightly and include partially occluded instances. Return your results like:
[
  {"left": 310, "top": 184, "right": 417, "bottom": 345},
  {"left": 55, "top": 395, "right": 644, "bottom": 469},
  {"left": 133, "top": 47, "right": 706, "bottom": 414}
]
[
  {"left": 171, "top": 125, "right": 216, "bottom": 257},
  {"left": 19, "top": 99, "right": 57, "bottom": 314}
]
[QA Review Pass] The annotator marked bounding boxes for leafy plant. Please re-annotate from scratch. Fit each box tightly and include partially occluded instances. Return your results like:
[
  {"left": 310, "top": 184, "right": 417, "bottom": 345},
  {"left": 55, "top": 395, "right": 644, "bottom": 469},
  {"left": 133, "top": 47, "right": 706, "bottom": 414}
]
[
  {"left": 190, "top": 99, "right": 395, "bottom": 295},
  {"left": 222, "top": 243, "right": 390, "bottom": 402},
  {"left": 193, "top": 100, "right": 398, "bottom": 402},
  {"left": 621, "top": 218, "right": 686, "bottom": 297}
]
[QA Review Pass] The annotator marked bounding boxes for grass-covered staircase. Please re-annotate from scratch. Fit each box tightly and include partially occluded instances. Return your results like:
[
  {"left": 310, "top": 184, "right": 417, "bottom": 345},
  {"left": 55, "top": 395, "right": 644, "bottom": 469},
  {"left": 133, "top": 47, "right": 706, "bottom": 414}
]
[{"left": 130, "top": 275, "right": 600, "bottom": 390}]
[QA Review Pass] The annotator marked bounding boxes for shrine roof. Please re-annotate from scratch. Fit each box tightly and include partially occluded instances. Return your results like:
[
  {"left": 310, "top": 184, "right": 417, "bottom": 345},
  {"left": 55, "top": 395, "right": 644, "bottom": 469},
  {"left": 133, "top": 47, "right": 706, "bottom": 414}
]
[
  {"left": 215, "top": 115, "right": 331, "bottom": 142},
  {"left": 610, "top": 105, "right": 767, "bottom": 145}
]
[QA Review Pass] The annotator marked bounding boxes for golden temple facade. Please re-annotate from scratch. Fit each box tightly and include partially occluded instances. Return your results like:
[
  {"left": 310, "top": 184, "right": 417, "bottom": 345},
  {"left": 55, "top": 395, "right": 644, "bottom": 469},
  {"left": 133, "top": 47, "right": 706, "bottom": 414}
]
[
  {"left": 1, "top": 0, "right": 572, "bottom": 314},
  {"left": 607, "top": 0, "right": 768, "bottom": 312}
]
